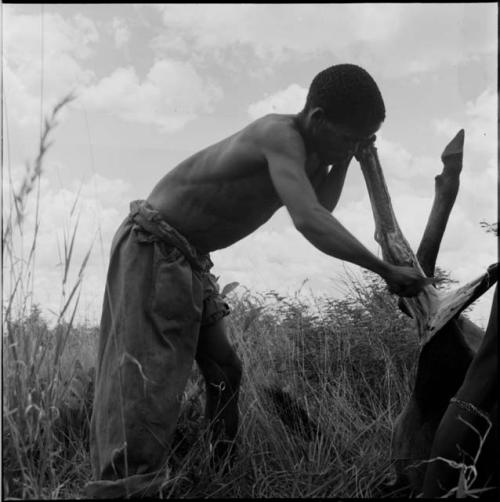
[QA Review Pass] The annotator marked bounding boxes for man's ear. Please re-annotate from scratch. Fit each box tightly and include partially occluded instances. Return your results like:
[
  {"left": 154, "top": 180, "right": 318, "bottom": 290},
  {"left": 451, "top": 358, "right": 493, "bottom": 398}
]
[
  {"left": 309, "top": 107, "right": 325, "bottom": 123},
  {"left": 308, "top": 107, "right": 326, "bottom": 133}
]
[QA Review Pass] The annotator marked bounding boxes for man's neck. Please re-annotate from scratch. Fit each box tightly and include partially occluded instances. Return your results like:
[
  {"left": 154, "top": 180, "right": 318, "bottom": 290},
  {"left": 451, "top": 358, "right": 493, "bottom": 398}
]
[{"left": 293, "top": 110, "right": 315, "bottom": 156}]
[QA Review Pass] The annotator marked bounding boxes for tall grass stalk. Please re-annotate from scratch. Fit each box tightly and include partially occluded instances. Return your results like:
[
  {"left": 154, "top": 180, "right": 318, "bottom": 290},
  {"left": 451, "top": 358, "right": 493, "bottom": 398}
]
[{"left": 2, "top": 94, "right": 95, "bottom": 499}]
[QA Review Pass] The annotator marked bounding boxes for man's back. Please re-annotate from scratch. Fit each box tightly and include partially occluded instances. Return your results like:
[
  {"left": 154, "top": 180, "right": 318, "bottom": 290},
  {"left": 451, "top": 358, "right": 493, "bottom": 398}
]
[{"left": 147, "top": 114, "right": 308, "bottom": 253}]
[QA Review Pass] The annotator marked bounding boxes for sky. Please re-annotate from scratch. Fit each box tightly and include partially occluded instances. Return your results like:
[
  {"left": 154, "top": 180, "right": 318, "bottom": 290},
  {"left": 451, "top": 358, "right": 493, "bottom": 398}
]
[{"left": 2, "top": 3, "right": 498, "bottom": 329}]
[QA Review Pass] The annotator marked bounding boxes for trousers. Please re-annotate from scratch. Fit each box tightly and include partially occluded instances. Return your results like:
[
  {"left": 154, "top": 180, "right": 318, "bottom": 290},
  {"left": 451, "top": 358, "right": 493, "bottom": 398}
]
[{"left": 86, "top": 200, "right": 230, "bottom": 498}]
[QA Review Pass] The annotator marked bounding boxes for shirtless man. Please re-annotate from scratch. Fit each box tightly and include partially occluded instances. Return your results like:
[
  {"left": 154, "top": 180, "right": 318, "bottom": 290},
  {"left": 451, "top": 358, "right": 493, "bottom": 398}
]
[{"left": 87, "top": 64, "right": 430, "bottom": 498}]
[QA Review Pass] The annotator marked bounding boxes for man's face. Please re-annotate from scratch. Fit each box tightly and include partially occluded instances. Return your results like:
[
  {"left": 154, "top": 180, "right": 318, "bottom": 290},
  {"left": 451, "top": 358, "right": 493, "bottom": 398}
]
[{"left": 314, "top": 120, "right": 380, "bottom": 165}]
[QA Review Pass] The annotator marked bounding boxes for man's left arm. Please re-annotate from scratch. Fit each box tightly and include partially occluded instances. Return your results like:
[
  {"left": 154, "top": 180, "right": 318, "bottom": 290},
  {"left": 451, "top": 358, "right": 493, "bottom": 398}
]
[{"left": 314, "top": 158, "right": 351, "bottom": 212}]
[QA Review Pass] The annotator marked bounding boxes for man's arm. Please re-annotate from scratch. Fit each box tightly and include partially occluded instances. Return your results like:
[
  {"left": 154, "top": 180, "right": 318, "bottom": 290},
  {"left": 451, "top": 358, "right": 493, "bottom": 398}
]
[
  {"left": 263, "top": 128, "right": 427, "bottom": 296},
  {"left": 313, "top": 158, "right": 350, "bottom": 212},
  {"left": 315, "top": 137, "right": 373, "bottom": 213}
]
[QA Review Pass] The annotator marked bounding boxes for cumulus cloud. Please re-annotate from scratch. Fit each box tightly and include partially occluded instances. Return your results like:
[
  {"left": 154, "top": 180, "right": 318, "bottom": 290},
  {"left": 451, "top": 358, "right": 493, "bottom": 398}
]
[
  {"left": 111, "top": 17, "right": 130, "bottom": 50},
  {"left": 247, "top": 84, "right": 307, "bottom": 119},
  {"left": 3, "top": 6, "right": 98, "bottom": 126},
  {"left": 431, "top": 88, "right": 497, "bottom": 225},
  {"left": 213, "top": 179, "right": 495, "bottom": 328},
  {"left": 4, "top": 7, "right": 221, "bottom": 135},
  {"left": 4, "top": 163, "right": 133, "bottom": 324},
  {"left": 153, "top": 4, "right": 496, "bottom": 78},
  {"left": 433, "top": 88, "right": 497, "bottom": 155},
  {"left": 81, "top": 59, "right": 223, "bottom": 133},
  {"left": 153, "top": 4, "right": 400, "bottom": 63},
  {"left": 213, "top": 223, "right": 343, "bottom": 299}
]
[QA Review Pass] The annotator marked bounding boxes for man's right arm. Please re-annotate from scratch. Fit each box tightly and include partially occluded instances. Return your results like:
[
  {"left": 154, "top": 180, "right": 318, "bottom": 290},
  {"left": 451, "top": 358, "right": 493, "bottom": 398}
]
[{"left": 263, "top": 126, "right": 428, "bottom": 297}]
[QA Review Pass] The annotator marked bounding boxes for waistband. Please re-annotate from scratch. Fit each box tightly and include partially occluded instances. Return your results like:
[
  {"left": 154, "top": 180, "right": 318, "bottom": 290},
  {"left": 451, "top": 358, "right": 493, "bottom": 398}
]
[{"left": 129, "top": 200, "right": 213, "bottom": 272}]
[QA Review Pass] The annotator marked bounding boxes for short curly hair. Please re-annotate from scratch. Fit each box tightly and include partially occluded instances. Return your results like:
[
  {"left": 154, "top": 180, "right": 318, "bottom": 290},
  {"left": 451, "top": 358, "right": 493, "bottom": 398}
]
[{"left": 304, "top": 64, "right": 385, "bottom": 133}]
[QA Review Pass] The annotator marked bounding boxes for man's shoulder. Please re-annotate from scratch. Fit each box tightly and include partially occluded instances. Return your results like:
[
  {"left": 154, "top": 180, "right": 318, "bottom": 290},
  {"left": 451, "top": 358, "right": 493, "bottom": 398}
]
[
  {"left": 245, "top": 114, "right": 305, "bottom": 155},
  {"left": 249, "top": 113, "right": 301, "bottom": 140}
]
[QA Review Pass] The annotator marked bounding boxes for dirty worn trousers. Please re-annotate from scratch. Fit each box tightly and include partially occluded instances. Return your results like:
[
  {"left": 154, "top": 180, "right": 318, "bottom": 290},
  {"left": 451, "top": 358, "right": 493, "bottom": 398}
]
[{"left": 87, "top": 201, "right": 227, "bottom": 498}]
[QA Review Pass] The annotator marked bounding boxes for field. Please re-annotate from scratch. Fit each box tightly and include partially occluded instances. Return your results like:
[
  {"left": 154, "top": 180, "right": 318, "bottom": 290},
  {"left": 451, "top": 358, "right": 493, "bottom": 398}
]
[
  {"left": 0, "top": 97, "right": 443, "bottom": 499},
  {"left": 3, "top": 274, "right": 422, "bottom": 499}
]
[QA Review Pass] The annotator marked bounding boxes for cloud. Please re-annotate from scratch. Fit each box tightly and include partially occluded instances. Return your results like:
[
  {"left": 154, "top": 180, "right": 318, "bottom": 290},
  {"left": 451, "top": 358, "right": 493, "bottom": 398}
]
[
  {"left": 212, "top": 182, "right": 495, "bottom": 328},
  {"left": 4, "top": 7, "right": 221, "bottom": 135},
  {"left": 153, "top": 4, "right": 400, "bottom": 62},
  {"left": 431, "top": 88, "right": 497, "bottom": 224},
  {"left": 375, "top": 135, "right": 434, "bottom": 184},
  {"left": 3, "top": 6, "right": 98, "bottom": 126},
  {"left": 248, "top": 84, "right": 307, "bottom": 119},
  {"left": 81, "top": 59, "right": 223, "bottom": 133},
  {"left": 433, "top": 88, "right": 497, "bottom": 155},
  {"left": 152, "top": 4, "right": 496, "bottom": 78},
  {"left": 213, "top": 223, "right": 343, "bottom": 299},
  {"left": 111, "top": 17, "right": 130, "bottom": 50},
  {"left": 3, "top": 163, "right": 133, "bottom": 324},
  {"left": 377, "top": 5, "right": 496, "bottom": 78},
  {"left": 4, "top": 4, "right": 496, "bottom": 331}
]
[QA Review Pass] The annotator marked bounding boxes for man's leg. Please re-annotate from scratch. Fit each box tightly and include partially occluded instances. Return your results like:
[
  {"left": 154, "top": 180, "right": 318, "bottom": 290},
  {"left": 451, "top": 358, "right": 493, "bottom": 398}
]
[
  {"left": 195, "top": 317, "right": 242, "bottom": 462},
  {"left": 422, "top": 285, "right": 498, "bottom": 497},
  {"left": 87, "top": 224, "right": 204, "bottom": 498}
]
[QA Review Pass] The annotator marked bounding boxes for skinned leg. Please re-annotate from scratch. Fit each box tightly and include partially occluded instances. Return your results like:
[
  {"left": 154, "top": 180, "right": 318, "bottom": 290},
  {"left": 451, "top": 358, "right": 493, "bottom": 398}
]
[
  {"left": 422, "top": 286, "right": 498, "bottom": 497},
  {"left": 195, "top": 317, "right": 242, "bottom": 461}
]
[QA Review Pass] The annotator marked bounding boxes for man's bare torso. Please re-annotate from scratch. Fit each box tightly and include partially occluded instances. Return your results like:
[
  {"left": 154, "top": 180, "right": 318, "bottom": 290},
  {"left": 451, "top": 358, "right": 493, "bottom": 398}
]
[{"left": 147, "top": 114, "right": 327, "bottom": 254}]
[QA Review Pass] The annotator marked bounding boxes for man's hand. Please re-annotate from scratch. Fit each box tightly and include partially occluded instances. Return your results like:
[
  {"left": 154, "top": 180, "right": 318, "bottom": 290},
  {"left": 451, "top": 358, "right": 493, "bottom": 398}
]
[{"left": 383, "top": 264, "right": 438, "bottom": 297}]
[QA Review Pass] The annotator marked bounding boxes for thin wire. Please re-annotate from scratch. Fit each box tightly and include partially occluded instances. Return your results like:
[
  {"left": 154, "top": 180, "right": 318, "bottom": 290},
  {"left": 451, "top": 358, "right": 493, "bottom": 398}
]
[
  {"left": 82, "top": 105, "right": 106, "bottom": 268},
  {"left": 39, "top": 4, "right": 44, "bottom": 141},
  {"left": 1, "top": 2, "right": 6, "bottom": 322},
  {"left": 29, "top": 4, "right": 45, "bottom": 308},
  {"left": 1, "top": 6, "right": 25, "bottom": 321},
  {"left": 3, "top": 88, "right": 14, "bottom": 260}
]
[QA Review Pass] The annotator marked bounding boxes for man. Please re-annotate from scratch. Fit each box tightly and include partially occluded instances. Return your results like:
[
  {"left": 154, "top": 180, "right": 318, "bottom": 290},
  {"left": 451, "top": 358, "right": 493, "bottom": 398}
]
[
  {"left": 87, "top": 64, "right": 430, "bottom": 498},
  {"left": 422, "top": 285, "right": 498, "bottom": 498}
]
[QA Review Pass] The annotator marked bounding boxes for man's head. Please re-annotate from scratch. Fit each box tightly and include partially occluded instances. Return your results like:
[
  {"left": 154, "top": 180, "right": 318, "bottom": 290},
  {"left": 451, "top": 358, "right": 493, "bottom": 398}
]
[{"left": 300, "top": 64, "right": 385, "bottom": 163}]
